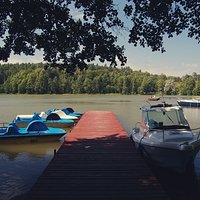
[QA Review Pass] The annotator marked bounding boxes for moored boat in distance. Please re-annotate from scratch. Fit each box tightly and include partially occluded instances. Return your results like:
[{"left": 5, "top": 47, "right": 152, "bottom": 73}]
[
  {"left": 0, "top": 120, "right": 66, "bottom": 144},
  {"left": 148, "top": 95, "right": 160, "bottom": 101},
  {"left": 177, "top": 98, "right": 200, "bottom": 107},
  {"left": 130, "top": 102, "right": 200, "bottom": 173}
]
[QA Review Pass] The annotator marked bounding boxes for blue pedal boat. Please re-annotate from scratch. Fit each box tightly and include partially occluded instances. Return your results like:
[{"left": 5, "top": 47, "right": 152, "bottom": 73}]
[
  {"left": 42, "top": 109, "right": 79, "bottom": 121},
  {"left": 14, "top": 112, "right": 75, "bottom": 128},
  {"left": 0, "top": 120, "right": 66, "bottom": 143}
]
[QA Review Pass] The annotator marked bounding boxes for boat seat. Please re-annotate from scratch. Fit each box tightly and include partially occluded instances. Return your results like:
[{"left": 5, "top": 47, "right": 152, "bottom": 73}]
[
  {"left": 26, "top": 121, "right": 48, "bottom": 132},
  {"left": 6, "top": 126, "right": 19, "bottom": 135},
  {"left": 66, "top": 107, "right": 74, "bottom": 113},
  {"left": 46, "top": 113, "right": 61, "bottom": 120}
]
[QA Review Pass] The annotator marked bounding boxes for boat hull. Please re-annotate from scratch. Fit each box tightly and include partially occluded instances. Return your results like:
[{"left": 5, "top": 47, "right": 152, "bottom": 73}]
[
  {"left": 177, "top": 100, "right": 200, "bottom": 107},
  {"left": 15, "top": 121, "right": 74, "bottom": 128},
  {"left": 133, "top": 140, "right": 195, "bottom": 173},
  {"left": 0, "top": 133, "right": 66, "bottom": 144},
  {"left": 148, "top": 97, "right": 160, "bottom": 101}
]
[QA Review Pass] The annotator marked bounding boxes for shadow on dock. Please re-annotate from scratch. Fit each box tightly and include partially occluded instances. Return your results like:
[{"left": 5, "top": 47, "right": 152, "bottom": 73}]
[
  {"left": 25, "top": 134, "right": 168, "bottom": 200},
  {"left": 13, "top": 135, "right": 200, "bottom": 200}
]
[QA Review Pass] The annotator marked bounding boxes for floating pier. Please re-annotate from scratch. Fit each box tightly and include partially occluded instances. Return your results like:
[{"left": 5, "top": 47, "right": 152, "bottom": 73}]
[{"left": 26, "top": 111, "right": 169, "bottom": 200}]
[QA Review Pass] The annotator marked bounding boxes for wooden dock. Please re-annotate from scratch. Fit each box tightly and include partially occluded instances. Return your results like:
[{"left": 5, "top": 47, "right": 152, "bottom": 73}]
[{"left": 25, "top": 111, "right": 169, "bottom": 200}]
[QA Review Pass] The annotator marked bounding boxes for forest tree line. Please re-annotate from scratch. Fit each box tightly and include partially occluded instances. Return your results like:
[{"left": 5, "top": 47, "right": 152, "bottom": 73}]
[{"left": 0, "top": 63, "right": 200, "bottom": 96}]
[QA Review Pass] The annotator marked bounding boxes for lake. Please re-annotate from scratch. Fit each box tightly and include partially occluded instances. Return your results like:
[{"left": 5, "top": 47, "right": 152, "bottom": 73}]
[{"left": 0, "top": 94, "right": 200, "bottom": 200}]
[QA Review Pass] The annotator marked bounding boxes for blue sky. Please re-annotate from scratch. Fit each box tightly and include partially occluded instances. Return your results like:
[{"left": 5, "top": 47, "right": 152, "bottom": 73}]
[
  {"left": 3, "top": 29, "right": 199, "bottom": 77},
  {"left": 124, "top": 32, "right": 200, "bottom": 76},
  {"left": 1, "top": 1, "right": 199, "bottom": 77}
]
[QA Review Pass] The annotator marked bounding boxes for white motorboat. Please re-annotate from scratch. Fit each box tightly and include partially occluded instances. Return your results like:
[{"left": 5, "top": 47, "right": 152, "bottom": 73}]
[
  {"left": 130, "top": 102, "right": 200, "bottom": 173},
  {"left": 177, "top": 98, "right": 200, "bottom": 107}
]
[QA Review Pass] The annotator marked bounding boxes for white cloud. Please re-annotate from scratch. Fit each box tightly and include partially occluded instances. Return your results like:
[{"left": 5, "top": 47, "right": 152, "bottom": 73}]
[
  {"left": 0, "top": 50, "right": 43, "bottom": 64},
  {"left": 181, "top": 63, "right": 199, "bottom": 68}
]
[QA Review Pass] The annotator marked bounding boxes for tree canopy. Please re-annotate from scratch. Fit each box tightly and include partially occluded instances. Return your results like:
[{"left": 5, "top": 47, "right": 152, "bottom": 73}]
[
  {"left": 0, "top": 0, "right": 199, "bottom": 72},
  {"left": 1, "top": 63, "right": 200, "bottom": 95}
]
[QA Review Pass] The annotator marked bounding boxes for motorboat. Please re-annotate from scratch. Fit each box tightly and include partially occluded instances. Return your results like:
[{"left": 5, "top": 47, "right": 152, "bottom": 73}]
[
  {"left": 148, "top": 95, "right": 160, "bottom": 101},
  {"left": 14, "top": 112, "right": 75, "bottom": 128},
  {"left": 0, "top": 120, "right": 66, "bottom": 144},
  {"left": 177, "top": 98, "right": 200, "bottom": 107},
  {"left": 130, "top": 102, "right": 200, "bottom": 173}
]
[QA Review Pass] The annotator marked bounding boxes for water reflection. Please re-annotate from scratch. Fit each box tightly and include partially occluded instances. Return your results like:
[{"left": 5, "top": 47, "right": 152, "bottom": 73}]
[
  {"left": 0, "top": 142, "right": 61, "bottom": 200},
  {"left": 182, "top": 107, "right": 200, "bottom": 129},
  {"left": 0, "top": 142, "right": 61, "bottom": 159},
  {"left": 149, "top": 163, "right": 200, "bottom": 200}
]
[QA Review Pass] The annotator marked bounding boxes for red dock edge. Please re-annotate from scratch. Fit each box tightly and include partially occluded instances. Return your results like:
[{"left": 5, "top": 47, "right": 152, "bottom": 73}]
[{"left": 25, "top": 111, "right": 169, "bottom": 200}]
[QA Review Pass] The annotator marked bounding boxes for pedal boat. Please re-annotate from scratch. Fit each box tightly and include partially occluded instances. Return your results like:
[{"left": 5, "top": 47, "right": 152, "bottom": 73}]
[{"left": 0, "top": 120, "right": 66, "bottom": 143}]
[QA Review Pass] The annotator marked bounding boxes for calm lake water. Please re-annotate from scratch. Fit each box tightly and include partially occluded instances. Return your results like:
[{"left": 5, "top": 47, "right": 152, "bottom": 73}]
[{"left": 0, "top": 94, "right": 200, "bottom": 200}]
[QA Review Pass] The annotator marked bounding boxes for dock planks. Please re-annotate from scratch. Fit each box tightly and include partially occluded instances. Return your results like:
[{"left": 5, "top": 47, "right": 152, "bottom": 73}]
[{"left": 26, "top": 111, "right": 169, "bottom": 200}]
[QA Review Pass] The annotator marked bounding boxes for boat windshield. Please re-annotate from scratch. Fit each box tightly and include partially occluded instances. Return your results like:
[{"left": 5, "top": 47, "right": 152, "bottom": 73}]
[{"left": 143, "top": 108, "right": 190, "bottom": 129}]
